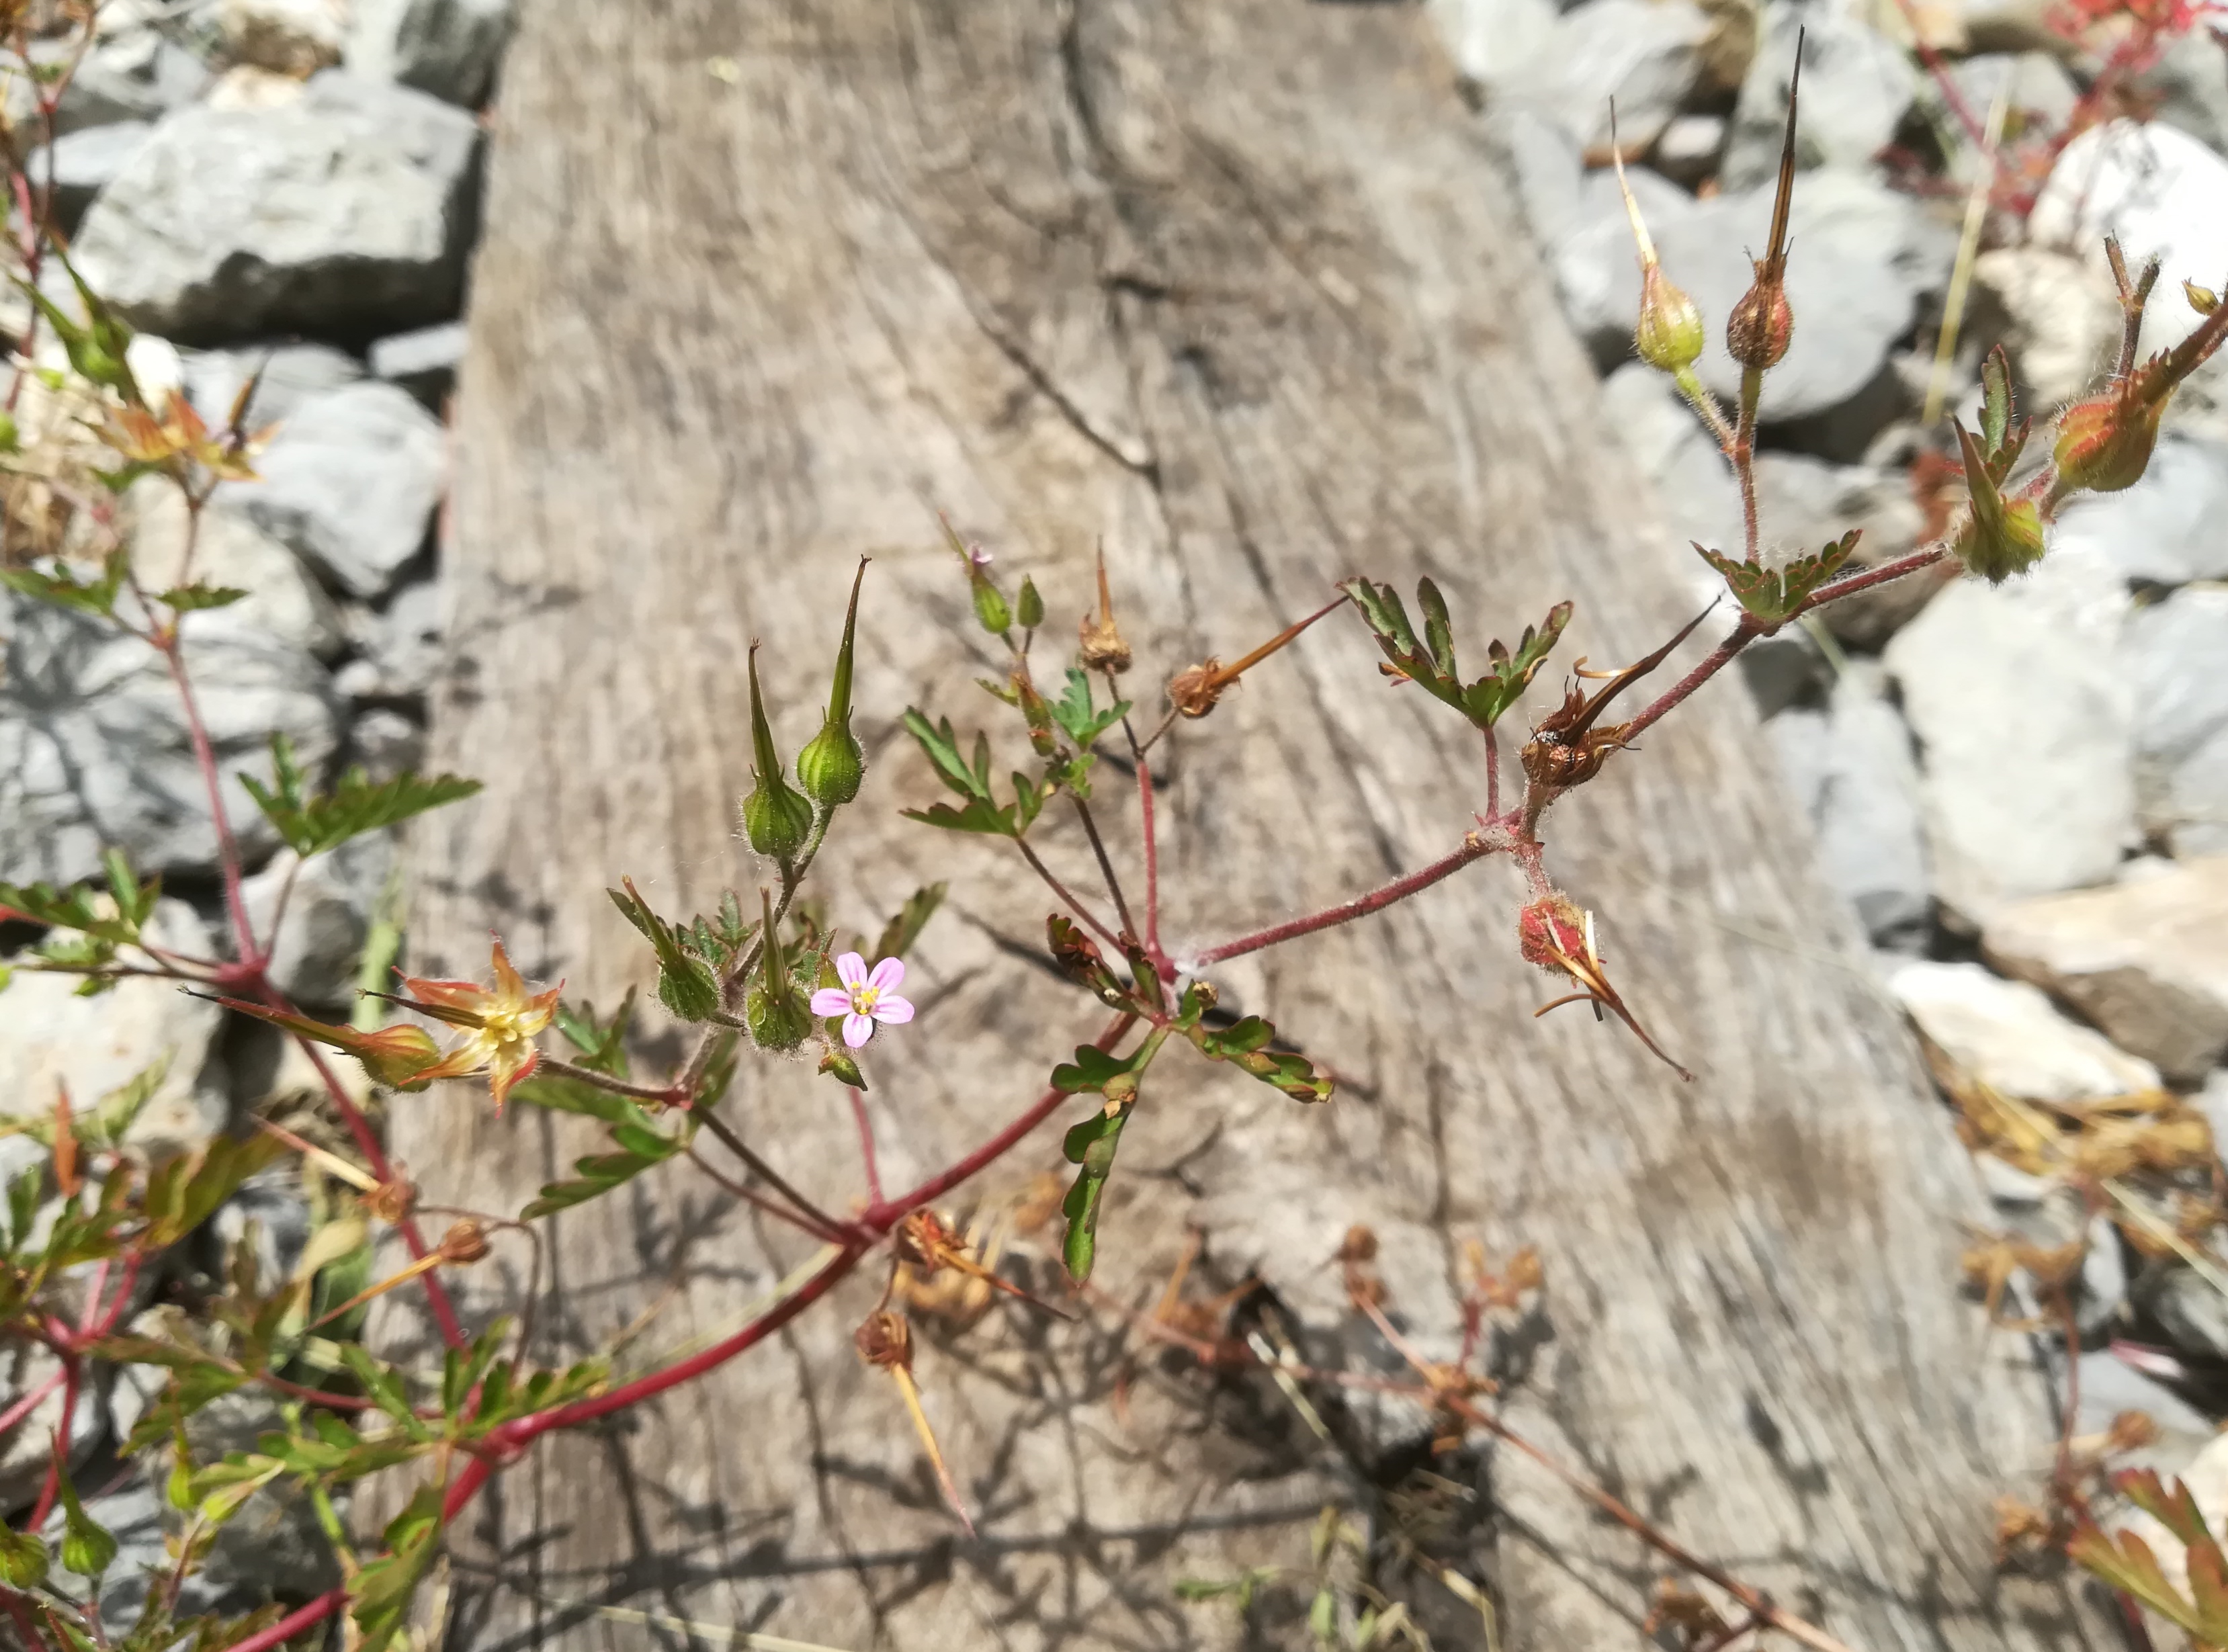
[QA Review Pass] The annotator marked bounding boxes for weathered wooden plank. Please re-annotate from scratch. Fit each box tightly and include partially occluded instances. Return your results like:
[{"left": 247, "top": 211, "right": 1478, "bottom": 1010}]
[{"left": 391, "top": 2, "right": 2109, "bottom": 1647}]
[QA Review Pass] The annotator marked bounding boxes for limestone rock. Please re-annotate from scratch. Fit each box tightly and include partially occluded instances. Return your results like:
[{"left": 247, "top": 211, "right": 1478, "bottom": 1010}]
[
  {"left": 1888, "top": 958, "right": 2161, "bottom": 1102},
  {"left": 1883, "top": 557, "right": 2137, "bottom": 925},
  {"left": 1769, "top": 669, "right": 1932, "bottom": 948},
  {"left": 347, "top": 0, "right": 511, "bottom": 107},
  {"left": 1981, "top": 857, "right": 2228, "bottom": 1084},
  {"left": 2125, "top": 585, "right": 2228, "bottom": 859},
  {"left": 220, "top": 0, "right": 350, "bottom": 76},
  {"left": 73, "top": 71, "right": 480, "bottom": 343},
  {"left": 237, "top": 380, "right": 445, "bottom": 597},
  {"left": 0, "top": 901, "right": 228, "bottom": 1152},
  {"left": 1490, "top": 0, "right": 1715, "bottom": 155}
]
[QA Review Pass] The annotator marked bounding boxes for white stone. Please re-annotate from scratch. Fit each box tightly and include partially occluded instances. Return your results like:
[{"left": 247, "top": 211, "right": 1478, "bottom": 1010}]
[
  {"left": 1721, "top": 1, "right": 1916, "bottom": 189},
  {"left": 1769, "top": 669, "right": 1932, "bottom": 948},
  {"left": 1888, "top": 959, "right": 2161, "bottom": 1102},
  {"left": 1489, "top": 0, "right": 1715, "bottom": 155},
  {"left": 347, "top": 0, "right": 511, "bottom": 107},
  {"left": 1429, "top": 0, "right": 1557, "bottom": 84},
  {"left": 0, "top": 584, "right": 342, "bottom": 885},
  {"left": 1971, "top": 245, "right": 2120, "bottom": 412},
  {"left": 1883, "top": 555, "right": 2137, "bottom": 925},
  {"left": 2030, "top": 120, "right": 2228, "bottom": 363},
  {"left": 122, "top": 475, "right": 347, "bottom": 660},
  {"left": 239, "top": 380, "right": 445, "bottom": 598},
  {"left": 1981, "top": 857, "right": 2228, "bottom": 1084},
  {"left": 241, "top": 832, "right": 394, "bottom": 1006},
  {"left": 0, "top": 900, "right": 227, "bottom": 1151},
  {"left": 73, "top": 71, "right": 480, "bottom": 343}
]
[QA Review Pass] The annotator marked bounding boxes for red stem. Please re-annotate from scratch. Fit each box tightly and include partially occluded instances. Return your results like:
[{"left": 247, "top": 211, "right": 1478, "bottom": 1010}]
[
  {"left": 159, "top": 635, "right": 257, "bottom": 967},
  {"left": 285, "top": 1027, "right": 468, "bottom": 1350},
  {"left": 0, "top": 1367, "right": 63, "bottom": 1434},
  {"left": 217, "top": 1588, "right": 348, "bottom": 1652},
  {"left": 867, "top": 1011, "right": 1136, "bottom": 1222},
  {"left": 1136, "top": 750, "right": 1164, "bottom": 971},
  {"left": 1188, "top": 838, "right": 1496, "bottom": 969},
  {"left": 26, "top": 1358, "right": 79, "bottom": 1530},
  {"left": 3, "top": 1595, "right": 52, "bottom": 1652},
  {"left": 1617, "top": 617, "right": 1758, "bottom": 744},
  {"left": 849, "top": 1088, "right": 883, "bottom": 1207}
]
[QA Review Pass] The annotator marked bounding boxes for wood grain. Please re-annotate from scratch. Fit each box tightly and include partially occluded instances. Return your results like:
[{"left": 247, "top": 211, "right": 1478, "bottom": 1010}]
[{"left": 390, "top": 2, "right": 2111, "bottom": 1647}]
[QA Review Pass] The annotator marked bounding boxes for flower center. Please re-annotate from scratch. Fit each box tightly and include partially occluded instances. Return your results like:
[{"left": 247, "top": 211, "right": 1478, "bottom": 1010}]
[{"left": 851, "top": 986, "right": 880, "bottom": 1014}]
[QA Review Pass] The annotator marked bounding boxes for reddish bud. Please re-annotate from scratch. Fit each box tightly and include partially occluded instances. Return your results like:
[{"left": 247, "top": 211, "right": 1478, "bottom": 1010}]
[
  {"left": 437, "top": 1219, "right": 491, "bottom": 1265},
  {"left": 1725, "top": 272, "right": 1793, "bottom": 370},
  {"left": 2053, "top": 387, "right": 2167, "bottom": 495},
  {"left": 855, "top": 1309, "right": 914, "bottom": 1371},
  {"left": 1516, "top": 894, "right": 1589, "bottom": 973}
]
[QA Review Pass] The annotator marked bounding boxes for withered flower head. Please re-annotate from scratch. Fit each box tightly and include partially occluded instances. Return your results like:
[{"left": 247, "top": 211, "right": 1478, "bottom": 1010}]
[
  {"left": 437, "top": 1219, "right": 491, "bottom": 1265},
  {"left": 1168, "top": 659, "right": 1225, "bottom": 720},
  {"left": 1078, "top": 549, "right": 1132, "bottom": 673},
  {"left": 366, "top": 1175, "right": 419, "bottom": 1225},
  {"left": 855, "top": 1309, "right": 915, "bottom": 1371}
]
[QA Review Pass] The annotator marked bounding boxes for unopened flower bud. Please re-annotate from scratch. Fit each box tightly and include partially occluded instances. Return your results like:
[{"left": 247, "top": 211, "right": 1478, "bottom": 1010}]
[
  {"left": 2053, "top": 388, "right": 2166, "bottom": 495},
  {"left": 2187, "top": 279, "right": 2219, "bottom": 317},
  {"left": 1635, "top": 265, "right": 1705, "bottom": 372},
  {"left": 1725, "top": 274, "right": 1793, "bottom": 370},
  {"left": 742, "top": 644, "right": 815, "bottom": 861}
]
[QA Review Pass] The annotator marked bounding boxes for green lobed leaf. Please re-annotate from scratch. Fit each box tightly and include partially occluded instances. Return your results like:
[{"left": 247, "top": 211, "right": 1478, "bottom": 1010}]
[
  {"left": 901, "top": 795, "right": 1019, "bottom": 837},
  {"left": 2065, "top": 1519, "right": 2207, "bottom": 1636},
  {"left": 1693, "top": 533, "right": 1860, "bottom": 629},
  {"left": 902, "top": 710, "right": 992, "bottom": 801},
  {"left": 551, "top": 988, "right": 636, "bottom": 1079},
  {"left": 1060, "top": 1100, "right": 1133, "bottom": 1284},
  {"left": 240, "top": 736, "right": 481, "bottom": 859},
  {"left": 519, "top": 1112, "right": 691, "bottom": 1220},
  {"left": 607, "top": 881, "right": 722, "bottom": 1022},
  {"left": 1462, "top": 600, "right": 1576, "bottom": 726},
  {"left": 157, "top": 583, "right": 249, "bottom": 613},
  {"left": 1189, "top": 1015, "right": 1334, "bottom": 1102},
  {"left": 350, "top": 1485, "right": 446, "bottom": 1652},
  {"left": 1049, "top": 668, "right": 1129, "bottom": 752},
  {"left": 873, "top": 883, "right": 947, "bottom": 964}
]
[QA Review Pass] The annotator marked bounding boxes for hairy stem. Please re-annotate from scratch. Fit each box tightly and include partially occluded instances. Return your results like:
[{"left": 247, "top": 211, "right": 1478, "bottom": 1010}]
[
  {"left": 1617, "top": 617, "right": 1758, "bottom": 745},
  {"left": 1015, "top": 836, "right": 1121, "bottom": 947},
  {"left": 849, "top": 1088, "right": 884, "bottom": 1207},
  {"left": 692, "top": 1106, "right": 855, "bottom": 1243},
  {"left": 1189, "top": 837, "right": 1497, "bottom": 969},
  {"left": 1070, "top": 795, "right": 1137, "bottom": 938}
]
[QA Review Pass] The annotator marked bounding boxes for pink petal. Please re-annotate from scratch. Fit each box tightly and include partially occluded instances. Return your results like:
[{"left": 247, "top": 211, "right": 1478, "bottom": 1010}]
[
  {"left": 869, "top": 994, "right": 913, "bottom": 1026},
  {"left": 867, "top": 956, "right": 905, "bottom": 994},
  {"left": 810, "top": 988, "right": 853, "bottom": 1018},
  {"left": 836, "top": 951, "right": 867, "bottom": 989},
  {"left": 843, "top": 1012, "right": 874, "bottom": 1049}
]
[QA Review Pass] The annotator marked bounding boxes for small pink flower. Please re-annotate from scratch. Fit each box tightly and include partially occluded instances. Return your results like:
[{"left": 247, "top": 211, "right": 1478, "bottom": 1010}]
[{"left": 810, "top": 953, "right": 915, "bottom": 1050}]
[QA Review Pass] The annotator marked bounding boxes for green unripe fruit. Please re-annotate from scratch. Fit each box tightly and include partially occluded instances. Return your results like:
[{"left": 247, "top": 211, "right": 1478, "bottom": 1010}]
[
  {"left": 796, "top": 718, "right": 864, "bottom": 808},
  {"left": 746, "top": 977, "right": 813, "bottom": 1051},
  {"left": 743, "top": 644, "right": 814, "bottom": 861}
]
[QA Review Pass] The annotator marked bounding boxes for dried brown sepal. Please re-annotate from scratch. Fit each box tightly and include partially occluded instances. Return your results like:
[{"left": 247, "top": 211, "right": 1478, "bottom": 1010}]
[
  {"left": 1643, "top": 1579, "right": 1731, "bottom": 1647},
  {"left": 2107, "top": 1409, "right": 2161, "bottom": 1454},
  {"left": 1519, "top": 603, "right": 1713, "bottom": 795},
  {"left": 1164, "top": 593, "right": 1349, "bottom": 720},
  {"left": 437, "top": 1219, "right": 491, "bottom": 1265},
  {"left": 365, "top": 1176, "right": 419, "bottom": 1225},
  {"left": 1992, "top": 1494, "right": 2053, "bottom": 1565},
  {"left": 1464, "top": 1241, "right": 1545, "bottom": 1313},
  {"left": 1078, "top": 548, "right": 1132, "bottom": 673},
  {"left": 1516, "top": 896, "right": 1695, "bottom": 1082},
  {"left": 1168, "top": 659, "right": 1224, "bottom": 719},
  {"left": 855, "top": 1309, "right": 914, "bottom": 1373},
  {"left": 896, "top": 1210, "right": 1077, "bottom": 1320},
  {"left": 1725, "top": 42, "right": 1801, "bottom": 372}
]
